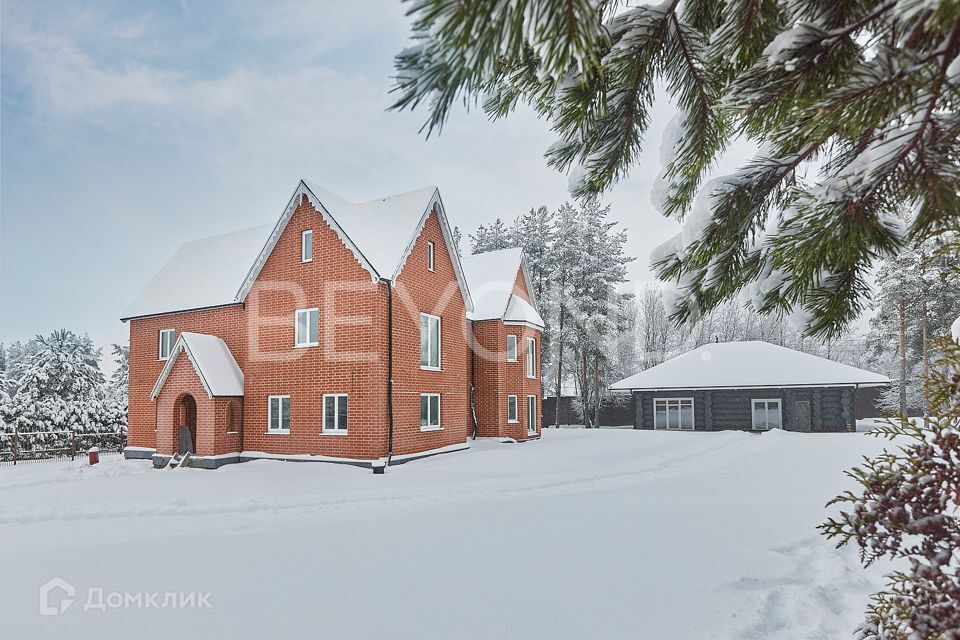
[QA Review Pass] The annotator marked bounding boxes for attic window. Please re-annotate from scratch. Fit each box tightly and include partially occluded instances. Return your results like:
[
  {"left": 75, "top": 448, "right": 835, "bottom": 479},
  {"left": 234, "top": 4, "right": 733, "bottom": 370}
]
[
  {"left": 301, "top": 230, "right": 313, "bottom": 263},
  {"left": 427, "top": 241, "right": 435, "bottom": 271},
  {"left": 158, "top": 329, "right": 175, "bottom": 360}
]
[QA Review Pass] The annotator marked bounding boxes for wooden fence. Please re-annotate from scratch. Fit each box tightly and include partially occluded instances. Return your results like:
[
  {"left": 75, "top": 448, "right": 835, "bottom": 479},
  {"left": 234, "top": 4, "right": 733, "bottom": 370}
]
[{"left": 0, "top": 428, "right": 127, "bottom": 465}]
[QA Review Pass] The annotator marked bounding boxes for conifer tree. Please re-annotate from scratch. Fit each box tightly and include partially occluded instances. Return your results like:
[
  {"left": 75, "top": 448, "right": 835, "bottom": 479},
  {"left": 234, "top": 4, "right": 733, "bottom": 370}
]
[
  {"left": 391, "top": 0, "right": 960, "bottom": 337},
  {"left": 469, "top": 218, "right": 514, "bottom": 253}
]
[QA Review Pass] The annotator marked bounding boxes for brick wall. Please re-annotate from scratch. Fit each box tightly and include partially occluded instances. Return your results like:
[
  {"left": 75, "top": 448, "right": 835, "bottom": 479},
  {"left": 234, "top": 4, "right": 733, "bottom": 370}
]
[
  {"left": 390, "top": 210, "right": 471, "bottom": 455},
  {"left": 128, "top": 304, "right": 247, "bottom": 450},
  {"left": 471, "top": 267, "right": 542, "bottom": 440}
]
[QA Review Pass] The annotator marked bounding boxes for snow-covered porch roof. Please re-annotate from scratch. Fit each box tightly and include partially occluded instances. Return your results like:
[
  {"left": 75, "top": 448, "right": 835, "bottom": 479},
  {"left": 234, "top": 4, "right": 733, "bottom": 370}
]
[
  {"left": 611, "top": 341, "right": 890, "bottom": 391},
  {"left": 150, "top": 332, "right": 244, "bottom": 399}
]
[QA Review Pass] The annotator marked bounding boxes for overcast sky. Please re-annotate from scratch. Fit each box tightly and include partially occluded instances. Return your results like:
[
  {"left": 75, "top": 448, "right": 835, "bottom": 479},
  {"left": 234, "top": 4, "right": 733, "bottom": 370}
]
[{"left": 1, "top": 0, "right": 760, "bottom": 361}]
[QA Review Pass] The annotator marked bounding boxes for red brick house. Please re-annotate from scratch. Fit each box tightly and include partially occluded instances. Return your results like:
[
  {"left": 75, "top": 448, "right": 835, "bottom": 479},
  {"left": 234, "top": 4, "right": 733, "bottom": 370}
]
[{"left": 122, "top": 180, "right": 543, "bottom": 469}]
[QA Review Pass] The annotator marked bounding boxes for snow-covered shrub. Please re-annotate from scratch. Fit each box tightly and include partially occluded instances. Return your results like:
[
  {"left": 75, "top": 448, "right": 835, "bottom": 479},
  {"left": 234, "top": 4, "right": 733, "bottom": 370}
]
[{"left": 820, "top": 337, "right": 960, "bottom": 639}]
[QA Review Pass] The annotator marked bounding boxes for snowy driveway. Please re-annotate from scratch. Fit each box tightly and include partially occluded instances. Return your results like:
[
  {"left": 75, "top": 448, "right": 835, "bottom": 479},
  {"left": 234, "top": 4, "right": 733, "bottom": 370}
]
[{"left": 0, "top": 429, "right": 890, "bottom": 639}]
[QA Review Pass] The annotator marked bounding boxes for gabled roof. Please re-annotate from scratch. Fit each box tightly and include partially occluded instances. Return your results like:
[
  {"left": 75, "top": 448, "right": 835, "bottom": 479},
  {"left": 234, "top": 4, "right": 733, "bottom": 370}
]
[
  {"left": 503, "top": 295, "right": 545, "bottom": 328},
  {"left": 610, "top": 341, "right": 890, "bottom": 391},
  {"left": 123, "top": 180, "right": 473, "bottom": 321},
  {"left": 460, "top": 247, "right": 539, "bottom": 322},
  {"left": 151, "top": 332, "right": 244, "bottom": 399}
]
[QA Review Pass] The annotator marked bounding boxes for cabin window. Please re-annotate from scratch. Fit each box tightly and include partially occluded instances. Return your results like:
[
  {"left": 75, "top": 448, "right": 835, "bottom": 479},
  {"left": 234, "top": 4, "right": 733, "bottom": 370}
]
[
  {"left": 527, "top": 395, "right": 537, "bottom": 434},
  {"left": 419, "top": 313, "right": 441, "bottom": 369},
  {"left": 751, "top": 399, "right": 782, "bottom": 430},
  {"left": 322, "top": 394, "right": 348, "bottom": 434},
  {"left": 295, "top": 308, "right": 319, "bottom": 347},
  {"left": 158, "top": 329, "right": 175, "bottom": 360},
  {"left": 420, "top": 393, "right": 441, "bottom": 431},
  {"left": 526, "top": 337, "right": 537, "bottom": 378},
  {"left": 654, "top": 398, "right": 694, "bottom": 430},
  {"left": 268, "top": 395, "right": 290, "bottom": 433},
  {"left": 301, "top": 230, "right": 313, "bottom": 263},
  {"left": 506, "top": 335, "right": 518, "bottom": 362},
  {"left": 507, "top": 395, "right": 518, "bottom": 422},
  {"left": 427, "top": 241, "right": 435, "bottom": 271}
]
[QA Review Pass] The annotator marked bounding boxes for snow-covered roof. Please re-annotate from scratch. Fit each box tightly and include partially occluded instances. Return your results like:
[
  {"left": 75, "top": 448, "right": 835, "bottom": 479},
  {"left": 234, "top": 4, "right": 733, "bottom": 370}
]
[
  {"left": 124, "top": 180, "right": 473, "bottom": 320},
  {"left": 123, "top": 225, "right": 273, "bottom": 321},
  {"left": 302, "top": 181, "right": 439, "bottom": 279},
  {"left": 610, "top": 341, "right": 890, "bottom": 391},
  {"left": 151, "top": 332, "right": 244, "bottom": 399},
  {"left": 503, "top": 295, "right": 545, "bottom": 328},
  {"left": 460, "top": 248, "right": 539, "bottom": 322}
]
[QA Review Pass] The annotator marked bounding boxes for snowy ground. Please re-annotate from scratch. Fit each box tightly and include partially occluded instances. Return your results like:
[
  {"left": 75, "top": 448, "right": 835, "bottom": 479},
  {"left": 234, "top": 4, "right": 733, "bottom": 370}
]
[{"left": 0, "top": 429, "right": 894, "bottom": 639}]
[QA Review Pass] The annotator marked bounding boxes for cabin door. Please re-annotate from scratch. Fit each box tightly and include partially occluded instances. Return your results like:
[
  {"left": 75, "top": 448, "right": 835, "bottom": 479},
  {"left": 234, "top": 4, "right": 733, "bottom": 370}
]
[{"left": 794, "top": 401, "right": 812, "bottom": 432}]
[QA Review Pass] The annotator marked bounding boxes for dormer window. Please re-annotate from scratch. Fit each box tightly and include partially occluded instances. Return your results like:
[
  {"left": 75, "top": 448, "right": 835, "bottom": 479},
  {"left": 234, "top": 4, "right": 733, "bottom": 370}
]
[
  {"left": 301, "top": 230, "right": 313, "bottom": 263},
  {"left": 427, "top": 241, "right": 435, "bottom": 271}
]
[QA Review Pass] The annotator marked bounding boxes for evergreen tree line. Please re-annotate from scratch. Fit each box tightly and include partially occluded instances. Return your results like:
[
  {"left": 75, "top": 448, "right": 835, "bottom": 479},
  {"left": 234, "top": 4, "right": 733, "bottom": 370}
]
[
  {"left": 0, "top": 330, "right": 128, "bottom": 454},
  {"left": 866, "top": 231, "right": 960, "bottom": 415}
]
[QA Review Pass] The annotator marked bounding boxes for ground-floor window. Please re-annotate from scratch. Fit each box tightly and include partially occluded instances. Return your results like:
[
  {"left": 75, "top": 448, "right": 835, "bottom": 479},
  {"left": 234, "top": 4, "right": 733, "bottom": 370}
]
[
  {"left": 527, "top": 395, "right": 537, "bottom": 434},
  {"left": 227, "top": 400, "right": 242, "bottom": 434},
  {"left": 654, "top": 398, "right": 694, "bottom": 430},
  {"left": 420, "top": 393, "right": 441, "bottom": 431},
  {"left": 323, "top": 394, "right": 348, "bottom": 434},
  {"left": 751, "top": 399, "right": 782, "bottom": 430},
  {"left": 268, "top": 395, "right": 290, "bottom": 433},
  {"left": 507, "top": 395, "right": 518, "bottom": 423}
]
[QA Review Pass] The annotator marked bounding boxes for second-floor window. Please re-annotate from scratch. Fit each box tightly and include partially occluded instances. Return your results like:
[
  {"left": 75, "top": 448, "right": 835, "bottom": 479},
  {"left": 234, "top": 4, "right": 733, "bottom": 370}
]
[
  {"left": 301, "top": 229, "right": 313, "bottom": 263},
  {"left": 158, "top": 328, "right": 175, "bottom": 360},
  {"left": 420, "top": 313, "right": 441, "bottom": 369},
  {"left": 526, "top": 337, "right": 536, "bottom": 378},
  {"left": 506, "top": 335, "right": 518, "bottom": 362},
  {"left": 427, "top": 241, "right": 435, "bottom": 271},
  {"left": 295, "top": 308, "right": 319, "bottom": 347}
]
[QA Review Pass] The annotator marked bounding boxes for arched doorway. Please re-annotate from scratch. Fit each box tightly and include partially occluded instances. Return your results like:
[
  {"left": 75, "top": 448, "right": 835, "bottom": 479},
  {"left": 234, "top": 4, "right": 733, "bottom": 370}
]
[{"left": 176, "top": 393, "right": 197, "bottom": 455}]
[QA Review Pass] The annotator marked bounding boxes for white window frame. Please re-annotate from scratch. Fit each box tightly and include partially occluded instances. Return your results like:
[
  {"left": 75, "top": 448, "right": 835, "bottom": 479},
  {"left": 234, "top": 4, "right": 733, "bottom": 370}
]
[
  {"left": 751, "top": 399, "right": 783, "bottom": 431},
  {"left": 294, "top": 307, "right": 319, "bottom": 347},
  {"left": 301, "top": 229, "right": 313, "bottom": 263},
  {"left": 158, "top": 328, "right": 175, "bottom": 361},
  {"left": 267, "top": 395, "right": 290, "bottom": 434},
  {"left": 420, "top": 393, "right": 441, "bottom": 431},
  {"left": 507, "top": 395, "right": 518, "bottom": 423},
  {"left": 427, "top": 241, "right": 435, "bottom": 272},
  {"left": 653, "top": 398, "right": 695, "bottom": 430},
  {"left": 527, "top": 395, "right": 537, "bottom": 434},
  {"left": 322, "top": 394, "right": 348, "bottom": 435},
  {"left": 525, "top": 337, "right": 537, "bottom": 378},
  {"left": 506, "top": 335, "right": 518, "bottom": 362},
  {"left": 420, "top": 313, "right": 442, "bottom": 370}
]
